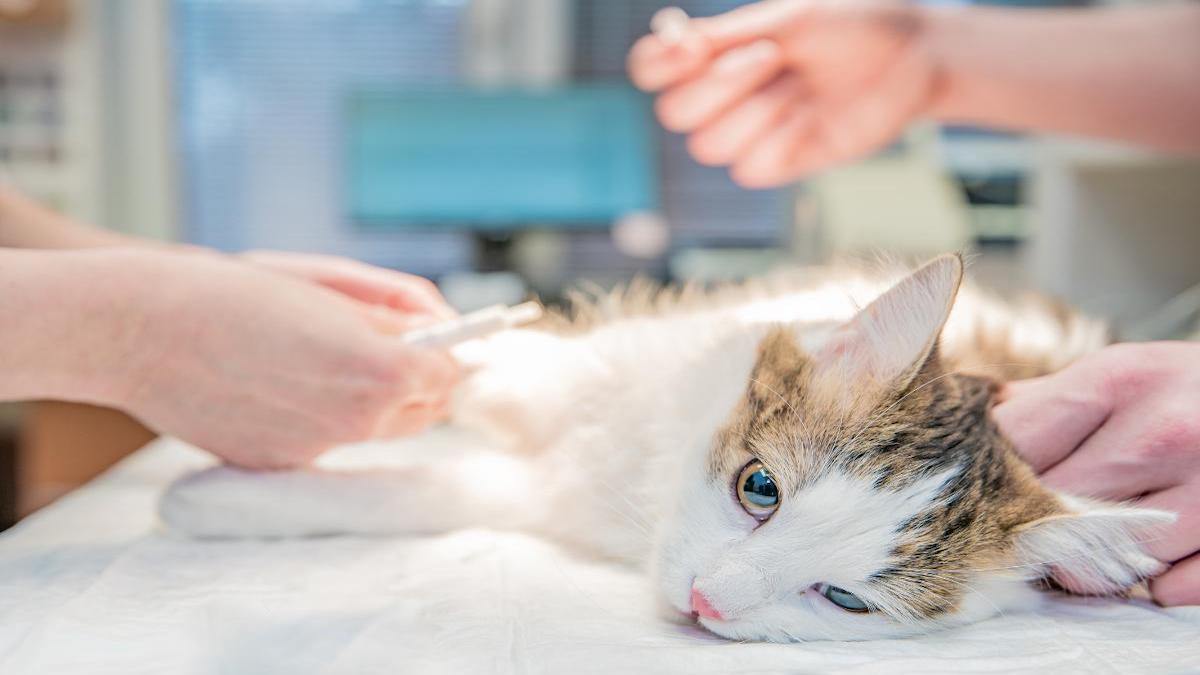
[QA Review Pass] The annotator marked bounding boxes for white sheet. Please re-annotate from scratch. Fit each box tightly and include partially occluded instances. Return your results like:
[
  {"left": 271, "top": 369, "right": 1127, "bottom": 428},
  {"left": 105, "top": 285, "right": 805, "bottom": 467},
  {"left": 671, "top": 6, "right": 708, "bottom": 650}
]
[{"left": 2, "top": 437, "right": 1198, "bottom": 675}]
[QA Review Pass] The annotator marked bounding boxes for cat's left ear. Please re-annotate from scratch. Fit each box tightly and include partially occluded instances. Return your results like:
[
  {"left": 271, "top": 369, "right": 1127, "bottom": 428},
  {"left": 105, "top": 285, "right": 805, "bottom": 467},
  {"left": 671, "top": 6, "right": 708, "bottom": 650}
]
[
  {"left": 816, "top": 254, "right": 964, "bottom": 389},
  {"left": 1013, "top": 496, "right": 1174, "bottom": 595}
]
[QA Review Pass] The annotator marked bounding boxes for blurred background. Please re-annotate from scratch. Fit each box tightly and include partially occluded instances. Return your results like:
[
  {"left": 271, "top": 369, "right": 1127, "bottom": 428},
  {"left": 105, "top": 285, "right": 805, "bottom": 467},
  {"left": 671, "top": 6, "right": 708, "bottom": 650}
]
[{"left": 1, "top": 0, "right": 1197, "bottom": 526}]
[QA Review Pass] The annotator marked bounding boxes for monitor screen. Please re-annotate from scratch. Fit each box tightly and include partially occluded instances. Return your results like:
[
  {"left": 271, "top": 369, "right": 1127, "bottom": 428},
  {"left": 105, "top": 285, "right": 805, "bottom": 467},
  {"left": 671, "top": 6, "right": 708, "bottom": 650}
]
[{"left": 345, "top": 84, "right": 657, "bottom": 230}]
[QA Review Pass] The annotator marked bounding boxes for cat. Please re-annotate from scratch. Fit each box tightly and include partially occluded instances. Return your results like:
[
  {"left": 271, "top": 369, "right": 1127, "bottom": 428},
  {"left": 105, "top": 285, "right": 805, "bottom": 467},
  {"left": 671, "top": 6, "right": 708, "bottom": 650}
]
[{"left": 160, "top": 254, "right": 1175, "bottom": 642}]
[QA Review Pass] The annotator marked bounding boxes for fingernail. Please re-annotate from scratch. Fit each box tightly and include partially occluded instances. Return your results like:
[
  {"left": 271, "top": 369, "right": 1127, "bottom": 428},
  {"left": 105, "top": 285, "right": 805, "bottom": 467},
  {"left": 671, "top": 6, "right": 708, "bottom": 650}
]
[{"left": 652, "top": 6, "right": 690, "bottom": 47}]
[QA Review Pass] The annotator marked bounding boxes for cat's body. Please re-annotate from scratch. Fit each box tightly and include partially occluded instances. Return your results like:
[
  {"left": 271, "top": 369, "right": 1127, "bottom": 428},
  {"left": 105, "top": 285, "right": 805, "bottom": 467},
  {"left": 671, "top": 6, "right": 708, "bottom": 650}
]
[{"left": 161, "top": 257, "right": 1173, "bottom": 642}]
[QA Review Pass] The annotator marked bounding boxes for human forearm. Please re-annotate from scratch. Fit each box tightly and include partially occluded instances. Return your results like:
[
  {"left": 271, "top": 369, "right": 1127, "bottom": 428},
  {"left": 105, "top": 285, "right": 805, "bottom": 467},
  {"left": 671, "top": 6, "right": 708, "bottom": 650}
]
[
  {"left": 925, "top": 4, "right": 1200, "bottom": 151},
  {"left": 0, "top": 248, "right": 147, "bottom": 405},
  {"left": 0, "top": 187, "right": 147, "bottom": 249}
]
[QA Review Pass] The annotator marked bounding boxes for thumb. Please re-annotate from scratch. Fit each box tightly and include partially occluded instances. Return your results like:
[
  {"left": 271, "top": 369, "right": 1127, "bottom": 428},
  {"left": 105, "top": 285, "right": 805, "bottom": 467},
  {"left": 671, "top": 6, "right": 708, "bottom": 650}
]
[
  {"left": 693, "top": 0, "right": 810, "bottom": 51},
  {"left": 361, "top": 301, "right": 460, "bottom": 399}
]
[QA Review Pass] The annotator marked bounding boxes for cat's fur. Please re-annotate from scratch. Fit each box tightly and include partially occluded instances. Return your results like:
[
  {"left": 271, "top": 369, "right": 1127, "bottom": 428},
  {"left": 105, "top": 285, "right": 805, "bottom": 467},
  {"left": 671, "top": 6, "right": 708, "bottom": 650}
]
[{"left": 161, "top": 255, "right": 1175, "bottom": 642}]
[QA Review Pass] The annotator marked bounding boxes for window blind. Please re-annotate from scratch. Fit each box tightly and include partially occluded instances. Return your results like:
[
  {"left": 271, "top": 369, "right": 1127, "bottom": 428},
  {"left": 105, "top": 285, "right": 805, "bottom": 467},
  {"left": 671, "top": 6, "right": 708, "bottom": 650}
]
[{"left": 172, "top": 0, "right": 473, "bottom": 276}]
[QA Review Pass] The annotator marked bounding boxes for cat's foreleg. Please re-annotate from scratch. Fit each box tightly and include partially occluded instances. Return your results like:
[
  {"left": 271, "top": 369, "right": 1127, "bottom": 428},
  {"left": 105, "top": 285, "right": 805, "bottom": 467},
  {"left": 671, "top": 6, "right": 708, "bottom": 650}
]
[
  {"left": 159, "top": 453, "right": 539, "bottom": 539},
  {"left": 451, "top": 330, "right": 603, "bottom": 452}
]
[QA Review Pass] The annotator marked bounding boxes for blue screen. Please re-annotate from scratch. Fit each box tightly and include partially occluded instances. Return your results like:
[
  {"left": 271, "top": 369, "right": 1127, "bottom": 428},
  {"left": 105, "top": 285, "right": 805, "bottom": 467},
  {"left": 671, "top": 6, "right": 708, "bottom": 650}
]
[{"left": 346, "top": 84, "right": 657, "bottom": 230}]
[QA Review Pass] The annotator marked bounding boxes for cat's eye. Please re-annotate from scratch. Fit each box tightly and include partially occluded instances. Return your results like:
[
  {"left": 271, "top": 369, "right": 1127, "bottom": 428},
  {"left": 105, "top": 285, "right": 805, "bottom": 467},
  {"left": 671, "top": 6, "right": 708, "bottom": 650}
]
[
  {"left": 736, "top": 461, "right": 779, "bottom": 520},
  {"left": 817, "top": 583, "right": 871, "bottom": 613}
]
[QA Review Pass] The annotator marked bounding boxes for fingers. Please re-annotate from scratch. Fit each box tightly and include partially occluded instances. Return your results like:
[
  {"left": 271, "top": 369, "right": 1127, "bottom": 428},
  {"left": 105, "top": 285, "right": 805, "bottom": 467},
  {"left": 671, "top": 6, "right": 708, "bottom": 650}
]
[
  {"left": 692, "top": 0, "right": 810, "bottom": 52},
  {"left": 1136, "top": 483, "right": 1200, "bottom": 564},
  {"left": 350, "top": 290, "right": 462, "bottom": 441},
  {"left": 991, "top": 373, "right": 1112, "bottom": 474},
  {"left": 358, "top": 303, "right": 438, "bottom": 336},
  {"left": 628, "top": 1, "right": 805, "bottom": 93},
  {"left": 323, "top": 265, "right": 454, "bottom": 319},
  {"left": 1038, "top": 407, "right": 1184, "bottom": 500},
  {"left": 682, "top": 32, "right": 934, "bottom": 188},
  {"left": 655, "top": 39, "right": 785, "bottom": 133},
  {"left": 729, "top": 42, "right": 933, "bottom": 188},
  {"left": 729, "top": 104, "right": 817, "bottom": 188},
  {"left": 1151, "top": 552, "right": 1200, "bottom": 606},
  {"left": 688, "top": 72, "right": 807, "bottom": 167},
  {"left": 242, "top": 250, "right": 455, "bottom": 319},
  {"left": 381, "top": 275, "right": 453, "bottom": 318},
  {"left": 633, "top": 1, "right": 937, "bottom": 184},
  {"left": 371, "top": 346, "right": 458, "bottom": 439},
  {"left": 810, "top": 43, "right": 932, "bottom": 164},
  {"left": 628, "top": 31, "right": 713, "bottom": 92},
  {"left": 393, "top": 346, "right": 460, "bottom": 402}
]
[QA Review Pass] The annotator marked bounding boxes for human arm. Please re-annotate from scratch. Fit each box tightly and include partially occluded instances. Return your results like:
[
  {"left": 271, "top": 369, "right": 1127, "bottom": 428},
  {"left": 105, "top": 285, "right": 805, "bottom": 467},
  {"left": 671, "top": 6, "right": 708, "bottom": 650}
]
[
  {"left": 927, "top": 3, "right": 1200, "bottom": 152},
  {"left": 0, "top": 186, "right": 455, "bottom": 316},
  {"left": 0, "top": 185, "right": 145, "bottom": 248},
  {"left": 628, "top": 1, "right": 1200, "bottom": 187},
  {"left": 991, "top": 342, "right": 1200, "bottom": 606},
  {"left": 0, "top": 246, "right": 458, "bottom": 469}
]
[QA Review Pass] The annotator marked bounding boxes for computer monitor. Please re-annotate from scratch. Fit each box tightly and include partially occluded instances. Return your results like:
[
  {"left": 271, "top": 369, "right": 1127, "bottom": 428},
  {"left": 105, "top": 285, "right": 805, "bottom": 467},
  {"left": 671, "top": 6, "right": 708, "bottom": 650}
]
[{"left": 345, "top": 83, "right": 657, "bottom": 230}]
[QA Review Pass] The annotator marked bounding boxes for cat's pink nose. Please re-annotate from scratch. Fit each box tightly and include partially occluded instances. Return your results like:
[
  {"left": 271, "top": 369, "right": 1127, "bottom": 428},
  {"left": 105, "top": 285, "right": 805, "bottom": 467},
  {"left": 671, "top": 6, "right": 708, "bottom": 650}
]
[{"left": 690, "top": 588, "right": 723, "bottom": 620}]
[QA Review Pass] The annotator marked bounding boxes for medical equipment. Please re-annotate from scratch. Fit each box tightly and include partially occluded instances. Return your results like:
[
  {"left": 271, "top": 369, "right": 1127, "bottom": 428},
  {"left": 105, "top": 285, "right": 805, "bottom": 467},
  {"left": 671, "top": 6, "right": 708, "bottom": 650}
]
[
  {"left": 346, "top": 86, "right": 655, "bottom": 228},
  {"left": 401, "top": 302, "right": 543, "bottom": 348}
]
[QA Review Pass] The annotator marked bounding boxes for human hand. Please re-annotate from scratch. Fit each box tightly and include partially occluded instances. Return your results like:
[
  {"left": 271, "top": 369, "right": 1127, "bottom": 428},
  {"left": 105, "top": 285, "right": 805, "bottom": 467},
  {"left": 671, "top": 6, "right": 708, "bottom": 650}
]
[
  {"left": 239, "top": 250, "right": 459, "bottom": 441},
  {"left": 992, "top": 342, "right": 1200, "bottom": 606},
  {"left": 90, "top": 249, "right": 459, "bottom": 469},
  {"left": 628, "top": 0, "right": 938, "bottom": 187},
  {"left": 239, "top": 250, "right": 456, "bottom": 325}
]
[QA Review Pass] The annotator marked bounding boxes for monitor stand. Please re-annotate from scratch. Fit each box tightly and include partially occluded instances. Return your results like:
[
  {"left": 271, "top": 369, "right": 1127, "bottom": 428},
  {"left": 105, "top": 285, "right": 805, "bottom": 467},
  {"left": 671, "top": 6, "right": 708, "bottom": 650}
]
[{"left": 472, "top": 231, "right": 516, "bottom": 273}]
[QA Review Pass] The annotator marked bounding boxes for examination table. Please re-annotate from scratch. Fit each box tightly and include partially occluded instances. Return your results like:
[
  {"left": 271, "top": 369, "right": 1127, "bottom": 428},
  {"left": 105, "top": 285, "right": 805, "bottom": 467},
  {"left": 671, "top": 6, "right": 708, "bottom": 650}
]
[{"left": 2, "top": 435, "right": 1198, "bottom": 674}]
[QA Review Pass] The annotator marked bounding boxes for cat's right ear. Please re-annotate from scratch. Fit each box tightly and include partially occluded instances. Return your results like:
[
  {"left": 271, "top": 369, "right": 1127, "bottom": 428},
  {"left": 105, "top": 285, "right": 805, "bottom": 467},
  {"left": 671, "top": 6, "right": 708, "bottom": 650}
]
[{"left": 815, "top": 254, "right": 964, "bottom": 389}]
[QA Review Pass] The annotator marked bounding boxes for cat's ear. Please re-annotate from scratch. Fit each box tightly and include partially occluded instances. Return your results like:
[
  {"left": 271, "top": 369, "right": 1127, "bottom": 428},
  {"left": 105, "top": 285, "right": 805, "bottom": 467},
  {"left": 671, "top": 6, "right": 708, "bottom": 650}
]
[
  {"left": 1013, "top": 496, "right": 1174, "bottom": 595},
  {"left": 816, "top": 254, "right": 964, "bottom": 388}
]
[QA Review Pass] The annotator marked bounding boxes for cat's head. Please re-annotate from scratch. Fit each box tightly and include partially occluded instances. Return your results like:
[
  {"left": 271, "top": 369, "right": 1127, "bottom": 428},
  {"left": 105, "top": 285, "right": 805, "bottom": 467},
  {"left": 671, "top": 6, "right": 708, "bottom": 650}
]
[{"left": 653, "top": 255, "right": 1173, "bottom": 642}]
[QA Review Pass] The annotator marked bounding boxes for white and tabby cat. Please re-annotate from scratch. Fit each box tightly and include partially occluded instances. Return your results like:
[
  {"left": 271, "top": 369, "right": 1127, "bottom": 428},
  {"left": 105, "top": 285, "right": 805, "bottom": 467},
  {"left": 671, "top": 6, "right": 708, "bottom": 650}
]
[{"left": 161, "top": 255, "right": 1174, "bottom": 642}]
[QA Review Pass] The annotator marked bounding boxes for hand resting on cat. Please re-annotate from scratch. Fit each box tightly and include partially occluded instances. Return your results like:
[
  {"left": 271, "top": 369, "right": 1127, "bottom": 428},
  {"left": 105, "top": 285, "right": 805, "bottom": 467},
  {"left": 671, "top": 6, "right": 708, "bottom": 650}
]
[
  {"left": 159, "top": 255, "right": 1179, "bottom": 642},
  {"left": 993, "top": 342, "right": 1200, "bottom": 606}
]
